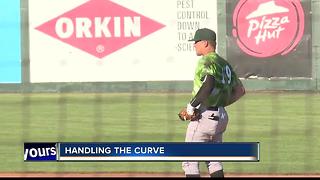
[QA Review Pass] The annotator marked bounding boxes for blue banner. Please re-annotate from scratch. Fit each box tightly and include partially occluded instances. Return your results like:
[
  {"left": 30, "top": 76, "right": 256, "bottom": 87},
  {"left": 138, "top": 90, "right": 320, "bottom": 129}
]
[
  {"left": 58, "top": 142, "right": 259, "bottom": 162},
  {"left": 24, "top": 142, "right": 259, "bottom": 162},
  {"left": 0, "top": 0, "right": 21, "bottom": 83}
]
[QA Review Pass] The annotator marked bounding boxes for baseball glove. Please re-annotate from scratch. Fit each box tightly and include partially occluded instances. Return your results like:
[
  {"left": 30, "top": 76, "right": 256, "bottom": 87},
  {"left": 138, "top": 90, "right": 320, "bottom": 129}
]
[{"left": 178, "top": 107, "right": 201, "bottom": 121}]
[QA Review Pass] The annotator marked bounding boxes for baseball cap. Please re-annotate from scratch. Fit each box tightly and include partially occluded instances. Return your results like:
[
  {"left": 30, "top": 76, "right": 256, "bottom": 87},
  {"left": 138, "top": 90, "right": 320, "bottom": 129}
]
[{"left": 188, "top": 28, "right": 216, "bottom": 42}]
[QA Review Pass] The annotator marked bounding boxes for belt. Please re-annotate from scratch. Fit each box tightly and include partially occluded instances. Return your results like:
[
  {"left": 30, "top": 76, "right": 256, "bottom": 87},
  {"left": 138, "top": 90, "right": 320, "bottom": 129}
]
[{"left": 207, "top": 106, "right": 218, "bottom": 111}]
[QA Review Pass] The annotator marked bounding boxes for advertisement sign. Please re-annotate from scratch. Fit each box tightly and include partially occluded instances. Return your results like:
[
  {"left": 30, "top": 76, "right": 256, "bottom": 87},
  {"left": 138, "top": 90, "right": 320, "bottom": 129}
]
[
  {"left": 226, "top": 0, "right": 311, "bottom": 78},
  {"left": 29, "top": 0, "right": 217, "bottom": 82},
  {"left": 0, "top": 0, "right": 21, "bottom": 83}
]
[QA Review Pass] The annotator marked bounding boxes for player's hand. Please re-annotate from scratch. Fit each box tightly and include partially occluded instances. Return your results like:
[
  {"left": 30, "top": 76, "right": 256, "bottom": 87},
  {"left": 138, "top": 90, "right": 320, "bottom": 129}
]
[
  {"left": 186, "top": 103, "right": 195, "bottom": 115},
  {"left": 178, "top": 106, "right": 201, "bottom": 121}
]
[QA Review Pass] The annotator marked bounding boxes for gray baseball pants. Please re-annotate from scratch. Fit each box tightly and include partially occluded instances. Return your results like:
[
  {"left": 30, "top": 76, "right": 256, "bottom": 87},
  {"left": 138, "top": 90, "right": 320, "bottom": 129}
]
[{"left": 182, "top": 106, "right": 228, "bottom": 175}]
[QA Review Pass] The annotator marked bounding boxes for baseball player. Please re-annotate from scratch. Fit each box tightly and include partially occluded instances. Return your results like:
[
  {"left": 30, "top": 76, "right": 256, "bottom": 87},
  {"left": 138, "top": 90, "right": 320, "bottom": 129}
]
[{"left": 179, "top": 28, "right": 245, "bottom": 178}]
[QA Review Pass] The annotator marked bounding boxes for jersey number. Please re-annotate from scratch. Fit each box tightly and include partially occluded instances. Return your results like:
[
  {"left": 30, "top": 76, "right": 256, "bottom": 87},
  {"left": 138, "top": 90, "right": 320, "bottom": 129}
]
[{"left": 221, "top": 65, "right": 232, "bottom": 84}]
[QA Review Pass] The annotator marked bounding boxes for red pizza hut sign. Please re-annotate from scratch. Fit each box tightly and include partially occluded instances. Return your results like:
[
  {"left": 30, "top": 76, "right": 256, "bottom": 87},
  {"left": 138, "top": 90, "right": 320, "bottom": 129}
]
[
  {"left": 36, "top": 0, "right": 165, "bottom": 59},
  {"left": 232, "top": 0, "right": 305, "bottom": 58}
]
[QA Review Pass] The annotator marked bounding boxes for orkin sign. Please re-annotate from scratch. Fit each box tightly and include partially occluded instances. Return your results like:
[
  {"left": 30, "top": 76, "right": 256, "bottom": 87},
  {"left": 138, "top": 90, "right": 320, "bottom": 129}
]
[
  {"left": 232, "top": 0, "right": 305, "bottom": 58},
  {"left": 29, "top": 0, "right": 218, "bottom": 83},
  {"left": 36, "top": 0, "right": 165, "bottom": 59}
]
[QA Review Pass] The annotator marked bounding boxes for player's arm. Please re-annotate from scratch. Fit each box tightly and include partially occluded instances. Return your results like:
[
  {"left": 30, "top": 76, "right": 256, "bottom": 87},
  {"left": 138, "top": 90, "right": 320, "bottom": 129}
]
[
  {"left": 189, "top": 74, "right": 215, "bottom": 108},
  {"left": 225, "top": 78, "right": 245, "bottom": 107}
]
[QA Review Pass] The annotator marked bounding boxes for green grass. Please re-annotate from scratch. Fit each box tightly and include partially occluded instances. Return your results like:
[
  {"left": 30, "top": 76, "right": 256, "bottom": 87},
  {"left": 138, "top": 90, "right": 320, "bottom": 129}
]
[{"left": 0, "top": 92, "right": 319, "bottom": 174}]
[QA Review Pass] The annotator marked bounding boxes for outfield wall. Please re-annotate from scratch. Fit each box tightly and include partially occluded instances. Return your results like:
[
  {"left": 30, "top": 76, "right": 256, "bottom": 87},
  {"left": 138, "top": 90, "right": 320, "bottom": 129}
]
[{"left": 0, "top": 0, "right": 320, "bottom": 92}]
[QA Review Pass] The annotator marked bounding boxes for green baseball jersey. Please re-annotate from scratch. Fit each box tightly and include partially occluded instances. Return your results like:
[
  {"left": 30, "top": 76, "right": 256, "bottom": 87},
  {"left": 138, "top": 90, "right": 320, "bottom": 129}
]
[{"left": 192, "top": 52, "right": 239, "bottom": 107}]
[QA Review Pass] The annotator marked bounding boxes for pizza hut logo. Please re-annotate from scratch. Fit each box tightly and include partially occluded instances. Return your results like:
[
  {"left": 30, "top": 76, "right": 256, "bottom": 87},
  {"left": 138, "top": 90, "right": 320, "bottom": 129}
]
[
  {"left": 36, "top": 0, "right": 165, "bottom": 59},
  {"left": 232, "top": 0, "right": 305, "bottom": 58}
]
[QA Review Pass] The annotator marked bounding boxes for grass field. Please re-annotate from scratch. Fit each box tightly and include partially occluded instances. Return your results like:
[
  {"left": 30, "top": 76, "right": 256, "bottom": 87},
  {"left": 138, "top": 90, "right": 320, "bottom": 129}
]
[{"left": 0, "top": 92, "right": 319, "bottom": 174}]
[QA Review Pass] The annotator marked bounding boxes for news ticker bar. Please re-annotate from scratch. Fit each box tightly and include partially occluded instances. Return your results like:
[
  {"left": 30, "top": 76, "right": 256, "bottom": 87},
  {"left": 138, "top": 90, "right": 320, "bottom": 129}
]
[{"left": 24, "top": 142, "right": 260, "bottom": 162}]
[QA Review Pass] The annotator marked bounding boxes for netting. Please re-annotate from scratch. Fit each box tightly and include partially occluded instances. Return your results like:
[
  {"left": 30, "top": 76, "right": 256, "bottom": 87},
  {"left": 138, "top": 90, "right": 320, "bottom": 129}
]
[{"left": 4, "top": 89, "right": 318, "bottom": 176}]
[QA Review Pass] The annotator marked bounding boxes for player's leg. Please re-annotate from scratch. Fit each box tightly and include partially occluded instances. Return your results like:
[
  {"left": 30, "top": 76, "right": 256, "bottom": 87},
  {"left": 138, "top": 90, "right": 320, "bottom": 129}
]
[
  {"left": 182, "top": 108, "right": 219, "bottom": 177},
  {"left": 182, "top": 161, "right": 200, "bottom": 178},
  {"left": 182, "top": 121, "right": 202, "bottom": 177},
  {"left": 206, "top": 107, "right": 229, "bottom": 178},
  {"left": 206, "top": 132, "right": 225, "bottom": 178}
]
